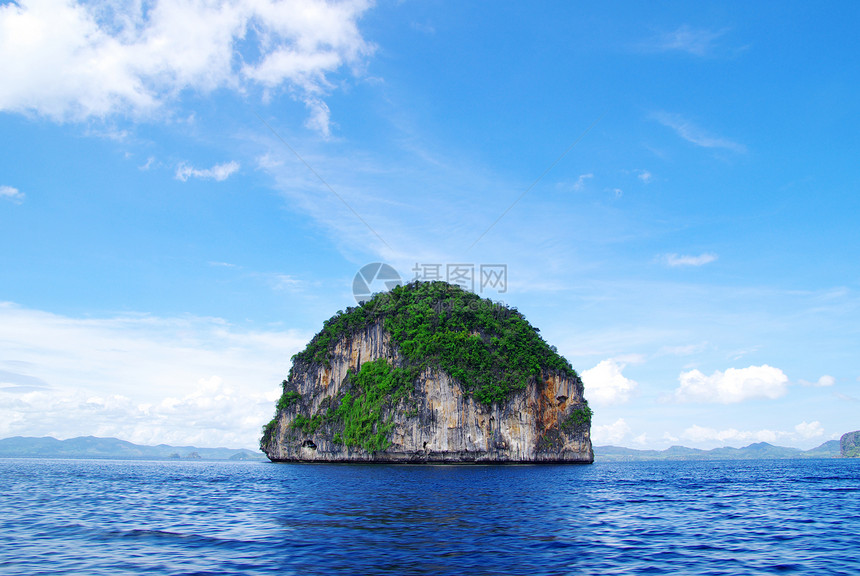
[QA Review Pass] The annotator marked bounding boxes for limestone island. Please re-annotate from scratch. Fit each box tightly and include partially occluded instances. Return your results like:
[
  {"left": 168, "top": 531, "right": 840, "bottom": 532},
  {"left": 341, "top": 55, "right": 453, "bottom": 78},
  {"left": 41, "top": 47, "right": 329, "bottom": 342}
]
[
  {"left": 261, "top": 281, "right": 593, "bottom": 464},
  {"left": 842, "top": 430, "right": 860, "bottom": 458}
]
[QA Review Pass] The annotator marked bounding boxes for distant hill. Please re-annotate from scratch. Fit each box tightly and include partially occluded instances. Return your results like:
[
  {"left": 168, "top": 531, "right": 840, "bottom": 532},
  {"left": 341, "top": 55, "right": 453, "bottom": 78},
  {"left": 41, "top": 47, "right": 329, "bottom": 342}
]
[
  {"left": 0, "top": 436, "right": 267, "bottom": 461},
  {"left": 594, "top": 440, "right": 842, "bottom": 462},
  {"left": 841, "top": 431, "right": 860, "bottom": 457}
]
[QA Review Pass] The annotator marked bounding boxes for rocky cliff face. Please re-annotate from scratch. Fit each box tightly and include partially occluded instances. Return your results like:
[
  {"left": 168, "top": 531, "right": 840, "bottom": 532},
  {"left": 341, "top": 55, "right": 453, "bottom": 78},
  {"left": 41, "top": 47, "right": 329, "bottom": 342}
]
[
  {"left": 261, "top": 321, "right": 593, "bottom": 464},
  {"left": 841, "top": 430, "right": 860, "bottom": 458}
]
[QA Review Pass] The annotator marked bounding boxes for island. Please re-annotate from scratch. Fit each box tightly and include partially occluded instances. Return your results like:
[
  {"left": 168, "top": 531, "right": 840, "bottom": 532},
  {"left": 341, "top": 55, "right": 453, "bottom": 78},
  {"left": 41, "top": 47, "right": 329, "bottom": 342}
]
[
  {"left": 260, "top": 281, "right": 593, "bottom": 464},
  {"left": 842, "top": 430, "right": 860, "bottom": 458}
]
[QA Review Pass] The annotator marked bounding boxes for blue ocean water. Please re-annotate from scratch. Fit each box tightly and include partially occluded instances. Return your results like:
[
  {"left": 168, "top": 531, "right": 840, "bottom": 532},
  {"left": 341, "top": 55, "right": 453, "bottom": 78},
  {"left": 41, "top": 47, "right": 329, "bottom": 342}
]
[{"left": 1, "top": 458, "right": 859, "bottom": 575}]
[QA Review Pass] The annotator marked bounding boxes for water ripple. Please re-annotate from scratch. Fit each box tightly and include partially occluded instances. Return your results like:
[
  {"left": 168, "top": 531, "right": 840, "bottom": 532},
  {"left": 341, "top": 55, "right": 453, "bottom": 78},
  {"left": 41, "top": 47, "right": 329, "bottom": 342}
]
[{"left": 1, "top": 459, "right": 859, "bottom": 575}]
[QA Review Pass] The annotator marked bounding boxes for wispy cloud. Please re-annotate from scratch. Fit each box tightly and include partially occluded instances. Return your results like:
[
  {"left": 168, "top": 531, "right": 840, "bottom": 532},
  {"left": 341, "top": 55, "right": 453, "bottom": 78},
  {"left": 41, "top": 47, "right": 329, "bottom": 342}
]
[
  {"left": 0, "top": 185, "right": 24, "bottom": 203},
  {"left": 138, "top": 157, "right": 157, "bottom": 171},
  {"left": 657, "top": 342, "right": 708, "bottom": 357},
  {"left": 637, "top": 170, "right": 652, "bottom": 183},
  {"left": 572, "top": 173, "right": 594, "bottom": 191},
  {"left": 645, "top": 25, "right": 729, "bottom": 57},
  {"left": 302, "top": 97, "right": 333, "bottom": 139},
  {"left": 176, "top": 161, "right": 240, "bottom": 182},
  {"left": 0, "top": 369, "right": 50, "bottom": 393},
  {"left": 411, "top": 21, "right": 436, "bottom": 35},
  {"left": 267, "top": 273, "right": 307, "bottom": 292},
  {"left": 835, "top": 392, "right": 860, "bottom": 403},
  {"left": 0, "top": 0, "right": 374, "bottom": 135},
  {"left": 664, "top": 253, "right": 718, "bottom": 267},
  {"left": 653, "top": 112, "right": 746, "bottom": 153}
]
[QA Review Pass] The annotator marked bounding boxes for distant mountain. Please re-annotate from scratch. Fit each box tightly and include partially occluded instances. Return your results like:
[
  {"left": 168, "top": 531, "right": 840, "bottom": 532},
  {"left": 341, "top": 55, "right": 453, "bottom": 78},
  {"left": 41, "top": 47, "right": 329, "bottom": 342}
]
[
  {"left": 0, "top": 436, "right": 267, "bottom": 461},
  {"left": 801, "top": 440, "right": 842, "bottom": 458},
  {"left": 594, "top": 440, "right": 843, "bottom": 462},
  {"left": 841, "top": 431, "right": 860, "bottom": 458}
]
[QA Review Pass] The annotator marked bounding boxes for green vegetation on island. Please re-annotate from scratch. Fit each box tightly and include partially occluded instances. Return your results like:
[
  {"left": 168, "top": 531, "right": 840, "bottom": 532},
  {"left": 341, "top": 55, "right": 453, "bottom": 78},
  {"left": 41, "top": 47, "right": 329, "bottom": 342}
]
[{"left": 292, "top": 281, "right": 576, "bottom": 400}]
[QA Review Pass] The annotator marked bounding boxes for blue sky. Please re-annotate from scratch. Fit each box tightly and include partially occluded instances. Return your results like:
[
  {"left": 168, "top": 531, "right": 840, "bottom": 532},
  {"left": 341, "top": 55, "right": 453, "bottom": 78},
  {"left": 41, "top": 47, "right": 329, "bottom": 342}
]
[{"left": 1, "top": 0, "right": 858, "bottom": 449}]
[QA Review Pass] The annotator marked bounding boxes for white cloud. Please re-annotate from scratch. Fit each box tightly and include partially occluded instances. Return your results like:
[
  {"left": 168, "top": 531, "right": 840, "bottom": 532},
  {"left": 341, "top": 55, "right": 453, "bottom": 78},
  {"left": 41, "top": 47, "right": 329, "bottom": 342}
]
[
  {"left": 592, "top": 418, "right": 631, "bottom": 445},
  {"left": 674, "top": 364, "right": 789, "bottom": 403},
  {"left": 799, "top": 375, "right": 835, "bottom": 387},
  {"left": 664, "top": 253, "right": 718, "bottom": 267},
  {"left": 794, "top": 421, "right": 824, "bottom": 439},
  {"left": 0, "top": 302, "right": 309, "bottom": 448},
  {"left": 302, "top": 96, "right": 333, "bottom": 138},
  {"left": 582, "top": 359, "right": 638, "bottom": 405},
  {"left": 176, "top": 160, "right": 240, "bottom": 182},
  {"left": 653, "top": 112, "right": 746, "bottom": 153},
  {"left": 0, "top": 185, "right": 24, "bottom": 203},
  {"left": 637, "top": 170, "right": 652, "bottom": 183},
  {"left": 0, "top": 0, "right": 374, "bottom": 134}
]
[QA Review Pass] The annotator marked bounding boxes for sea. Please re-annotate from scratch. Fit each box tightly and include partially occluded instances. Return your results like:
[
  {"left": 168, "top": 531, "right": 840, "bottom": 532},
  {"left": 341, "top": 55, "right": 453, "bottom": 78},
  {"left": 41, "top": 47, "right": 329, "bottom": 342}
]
[{"left": 1, "top": 458, "right": 859, "bottom": 575}]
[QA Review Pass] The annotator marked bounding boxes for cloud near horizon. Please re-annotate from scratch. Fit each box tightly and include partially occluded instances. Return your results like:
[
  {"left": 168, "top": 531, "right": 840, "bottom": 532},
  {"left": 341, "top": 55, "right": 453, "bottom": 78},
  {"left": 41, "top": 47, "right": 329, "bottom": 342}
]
[
  {"left": 0, "top": 302, "right": 308, "bottom": 448},
  {"left": 682, "top": 420, "right": 824, "bottom": 445},
  {"left": 674, "top": 364, "right": 789, "bottom": 403},
  {"left": 682, "top": 424, "right": 784, "bottom": 444},
  {"left": 0, "top": 0, "right": 374, "bottom": 134}
]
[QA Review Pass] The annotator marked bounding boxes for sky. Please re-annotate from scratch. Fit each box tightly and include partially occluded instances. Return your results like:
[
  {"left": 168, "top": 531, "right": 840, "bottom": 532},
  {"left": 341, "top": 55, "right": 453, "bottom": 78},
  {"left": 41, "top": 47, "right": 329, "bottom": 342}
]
[{"left": 1, "top": 0, "right": 859, "bottom": 450}]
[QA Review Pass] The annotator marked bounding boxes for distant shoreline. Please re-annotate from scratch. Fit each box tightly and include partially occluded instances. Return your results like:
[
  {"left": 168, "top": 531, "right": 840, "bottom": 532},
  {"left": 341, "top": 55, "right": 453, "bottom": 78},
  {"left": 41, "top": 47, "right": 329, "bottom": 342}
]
[
  {"left": 594, "top": 440, "right": 842, "bottom": 462},
  {"left": 0, "top": 436, "right": 266, "bottom": 462},
  {"left": 0, "top": 435, "right": 847, "bottom": 462}
]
